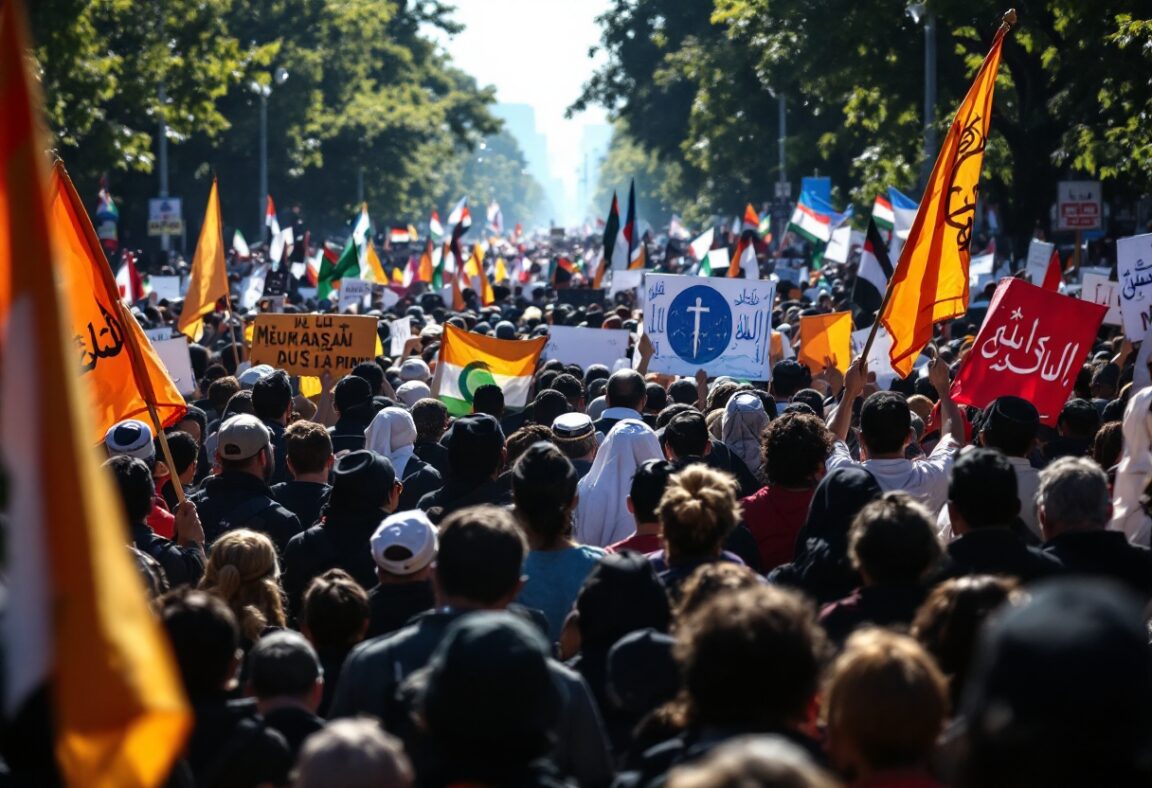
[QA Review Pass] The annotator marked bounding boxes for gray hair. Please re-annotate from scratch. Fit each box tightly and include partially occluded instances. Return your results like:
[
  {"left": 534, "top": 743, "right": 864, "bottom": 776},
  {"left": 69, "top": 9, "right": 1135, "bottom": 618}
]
[
  {"left": 1036, "top": 456, "right": 1110, "bottom": 532},
  {"left": 294, "top": 719, "right": 413, "bottom": 788}
]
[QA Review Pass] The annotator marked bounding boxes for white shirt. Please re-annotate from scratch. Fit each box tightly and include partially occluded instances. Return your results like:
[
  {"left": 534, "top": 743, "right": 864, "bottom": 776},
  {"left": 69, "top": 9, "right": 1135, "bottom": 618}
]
[
  {"left": 827, "top": 434, "right": 961, "bottom": 516},
  {"left": 937, "top": 456, "right": 1042, "bottom": 542}
]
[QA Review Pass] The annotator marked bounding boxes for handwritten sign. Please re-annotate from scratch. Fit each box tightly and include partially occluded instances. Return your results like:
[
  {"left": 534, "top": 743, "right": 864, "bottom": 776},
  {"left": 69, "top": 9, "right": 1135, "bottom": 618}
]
[
  {"left": 543, "top": 326, "right": 631, "bottom": 370},
  {"left": 152, "top": 337, "right": 197, "bottom": 395},
  {"left": 1025, "top": 239, "right": 1055, "bottom": 286},
  {"left": 1080, "top": 273, "right": 1122, "bottom": 326},
  {"left": 249, "top": 314, "right": 378, "bottom": 376},
  {"left": 951, "top": 278, "right": 1106, "bottom": 424},
  {"left": 1118, "top": 233, "right": 1152, "bottom": 339},
  {"left": 338, "top": 278, "right": 372, "bottom": 312},
  {"left": 641, "top": 273, "right": 776, "bottom": 380},
  {"left": 1056, "top": 180, "right": 1102, "bottom": 232}
]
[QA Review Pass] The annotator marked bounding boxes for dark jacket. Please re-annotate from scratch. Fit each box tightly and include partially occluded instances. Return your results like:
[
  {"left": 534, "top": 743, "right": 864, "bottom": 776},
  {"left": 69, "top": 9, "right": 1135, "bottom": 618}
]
[
  {"left": 935, "top": 527, "right": 1064, "bottom": 584},
  {"left": 190, "top": 470, "right": 301, "bottom": 555},
  {"left": 413, "top": 438, "right": 450, "bottom": 477},
  {"left": 819, "top": 583, "right": 927, "bottom": 646},
  {"left": 186, "top": 696, "right": 292, "bottom": 788},
  {"left": 704, "top": 440, "right": 760, "bottom": 498},
  {"left": 1043, "top": 530, "right": 1152, "bottom": 599},
  {"left": 282, "top": 508, "right": 382, "bottom": 615},
  {"left": 261, "top": 705, "right": 325, "bottom": 762},
  {"left": 367, "top": 580, "right": 437, "bottom": 639},
  {"left": 328, "top": 410, "right": 374, "bottom": 455},
  {"left": 270, "top": 480, "right": 330, "bottom": 529},
  {"left": 263, "top": 419, "right": 292, "bottom": 485},
  {"left": 417, "top": 476, "right": 512, "bottom": 525},
  {"left": 131, "top": 521, "right": 205, "bottom": 588},
  {"left": 397, "top": 455, "right": 442, "bottom": 512}
]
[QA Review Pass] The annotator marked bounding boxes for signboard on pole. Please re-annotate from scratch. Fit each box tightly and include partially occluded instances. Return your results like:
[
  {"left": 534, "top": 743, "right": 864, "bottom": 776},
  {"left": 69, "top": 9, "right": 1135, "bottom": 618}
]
[
  {"left": 148, "top": 197, "right": 184, "bottom": 236},
  {"left": 1056, "top": 180, "right": 1102, "bottom": 232},
  {"left": 249, "top": 314, "right": 378, "bottom": 376}
]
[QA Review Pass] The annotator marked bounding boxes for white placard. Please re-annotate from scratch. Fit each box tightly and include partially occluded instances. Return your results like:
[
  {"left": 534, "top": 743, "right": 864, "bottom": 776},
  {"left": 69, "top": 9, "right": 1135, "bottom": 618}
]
[
  {"left": 969, "top": 252, "right": 996, "bottom": 291},
  {"left": 1117, "top": 233, "right": 1152, "bottom": 339},
  {"left": 641, "top": 273, "right": 776, "bottom": 380},
  {"left": 608, "top": 269, "right": 644, "bottom": 297},
  {"left": 1025, "top": 239, "right": 1055, "bottom": 285},
  {"left": 1057, "top": 180, "right": 1102, "bottom": 232},
  {"left": 152, "top": 337, "right": 196, "bottom": 395},
  {"left": 149, "top": 275, "right": 182, "bottom": 301},
  {"left": 144, "top": 326, "right": 173, "bottom": 343},
  {"left": 1078, "top": 265, "right": 1111, "bottom": 282},
  {"left": 703, "top": 247, "right": 728, "bottom": 276},
  {"left": 825, "top": 227, "right": 863, "bottom": 265},
  {"left": 1080, "top": 273, "right": 1122, "bottom": 326},
  {"left": 851, "top": 326, "right": 897, "bottom": 391},
  {"left": 379, "top": 287, "right": 400, "bottom": 310},
  {"left": 543, "top": 325, "right": 631, "bottom": 370},
  {"left": 388, "top": 317, "right": 411, "bottom": 356},
  {"left": 338, "top": 278, "right": 372, "bottom": 312}
]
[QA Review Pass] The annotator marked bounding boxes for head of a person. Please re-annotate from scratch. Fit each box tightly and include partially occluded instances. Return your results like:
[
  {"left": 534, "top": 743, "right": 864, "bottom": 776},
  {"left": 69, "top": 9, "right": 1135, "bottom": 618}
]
[
  {"left": 332, "top": 374, "right": 374, "bottom": 419},
  {"left": 849, "top": 493, "right": 942, "bottom": 585},
  {"left": 512, "top": 442, "right": 578, "bottom": 547},
  {"left": 104, "top": 454, "right": 155, "bottom": 525},
  {"left": 1036, "top": 456, "right": 1111, "bottom": 539},
  {"left": 208, "top": 375, "right": 242, "bottom": 416},
  {"left": 668, "top": 378, "right": 699, "bottom": 406},
  {"left": 199, "top": 529, "right": 286, "bottom": 642},
  {"left": 434, "top": 505, "right": 528, "bottom": 608},
  {"left": 327, "top": 450, "right": 400, "bottom": 515},
  {"left": 658, "top": 465, "right": 740, "bottom": 563},
  {"left": 644, "top": 381, "right": 669, "bottom": 415},
  {"left": 105, "top": 418, "right": 157, "bottom": 471},
  {"left": 1090, "top": 362, "right": 1119, "bottom": 400},
  {"left": 606, "top": 368, "right": 647, "bottom": 411},
  {"left": 790, "top": 389, "right": 825, "bottom": 419},
  {"left": 760, "top": 412, "right": 832, "bottom": 489},
  {"left": 300, "top": 568, "right": 370, "bottom": 650},
  {"left": 284, "top": 419, "right": 334, "bottom": 480},
  {"left": 677, "top": 585, "right": 827, "bottom": 732},
  {"left": 351, "top": 360, "right": 386, "bottom": 396},
  {"left": 911, "top": 575, "right": 1018, "bottom": 707},
  {"left": 411, "top": 397, "right": 449, "bottom": 443},
  {"left": 215, "top": 414, "right": 275, "bottom": 481},
  {"left": 1092, "top": 420, "right": 1124, "bottom": 469},
  {"left": 550, "top": 373, "right": 586, "bottom": 410},
  {"left": 959, "top": 579, "right": 1152, "bottom": 788},
  {"left": 471, "top": 383, "right": 505, "bottom": 418},
  {"left": 529, "top": 389, "right": 569, "bottom": 428},
  {"left": 628, "top": 458, "right": 675, "bottom": 526},
  {"left": 859, "top": 392, "right": 913, "bottom": 457},
  {"left": 158, "top": 588, "right": 241, "bottom": 701},
  {"left": 221, "top": 389, "right": 255, "bottom": 421},
  {"left": 1056, "top": 398, "right": 1100, "bottom": 440},
  {"left": 163, "top": 430, "right": 200, "bottom": 484},
  {"left": 979, "top": 396, "right": 1040, "bottom": 457},
  {"left": 771, "top": 360, "right": 811, "bottom": 400},
  {"left": 674, "top": 561, "right": 763, "bottom": 623},
  {"left": 575, "top": 551, "right": 672, "bottom": 651},
  {"left": 247, "top": 629, "right": 322, "bottom": 711},
  {"left": 663, "top": 410, "right": 711, "bottom": 460},
  {"left": 447, "top": 414, "right": 506, "bottom": 484},
  {"left": 251, "top": 369, "right": 294, "bottom": 425},
  {"left": 667, "top": 735, "right": 839, "bottom": 788},
  {"left": 371, "top": 510, "right": 438, "bottom": 583},
  {"left": 948, "top": 448, "right": 1020, "bottom": 532},
  {"left": 294, "top": 719, "right": 414, "bottom": 788},
  {"left": 550, "top": 412, "right": 596, "bottom": 461},
  {"left": 177, "top": 406, "right": 208, "bottom": 447},
  {"left": 399, "top": 357, "right": 432, "bottom": 385},
  {"left": 825, "top": 629, "right": 949, "bottom": 778}
]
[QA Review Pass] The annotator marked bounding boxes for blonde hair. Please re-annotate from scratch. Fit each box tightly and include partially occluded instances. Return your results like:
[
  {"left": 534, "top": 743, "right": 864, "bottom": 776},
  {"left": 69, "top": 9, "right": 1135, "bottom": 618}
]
[
  {"left": 658, "top": 465, "right": 740, "bottom": 560},
  {"left": 199, "top": 529, "right": 286, "bottom": 643}
]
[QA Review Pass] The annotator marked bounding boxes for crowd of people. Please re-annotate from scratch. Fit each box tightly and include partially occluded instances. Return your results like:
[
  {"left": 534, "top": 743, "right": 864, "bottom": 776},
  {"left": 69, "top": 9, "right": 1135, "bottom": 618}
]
[{"left": 11, "top": 229, "right": 1152, "bottom": 788}]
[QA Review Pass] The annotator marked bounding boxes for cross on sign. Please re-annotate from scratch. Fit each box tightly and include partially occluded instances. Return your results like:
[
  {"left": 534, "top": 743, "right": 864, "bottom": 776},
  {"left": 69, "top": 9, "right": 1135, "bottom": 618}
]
[{"left": 687, "top": 296, "right": 710, "bottom": 358}]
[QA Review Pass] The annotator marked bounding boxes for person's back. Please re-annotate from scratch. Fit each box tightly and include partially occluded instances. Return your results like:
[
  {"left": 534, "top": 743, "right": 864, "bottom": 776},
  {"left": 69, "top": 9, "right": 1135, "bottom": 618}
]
[
  {"left": 654, "top": 464, "right": 742, "bottom": 599},
  {"left": 328, "top": 375, "right": 376, "bottom": 454},
  {"left": 594, "top": 369, "right": 647, "bottom": 435},
  {"left": 299, "top": 570, "right": 370, "bottom": 717},
  {"left": 411, "top": 397, "right": 451, "bottom": 476},
  {"left": 271, "top": 419, "right": 333, "bottom": 529},
  {"left": 247, "top": 631, "right": 325, "bottom": 761},
  {"left": 365, "top": 511, "right": 438, "bottom": 638},
  {"left": 417, "top": 413, "right": 510, "bottom": 523}
]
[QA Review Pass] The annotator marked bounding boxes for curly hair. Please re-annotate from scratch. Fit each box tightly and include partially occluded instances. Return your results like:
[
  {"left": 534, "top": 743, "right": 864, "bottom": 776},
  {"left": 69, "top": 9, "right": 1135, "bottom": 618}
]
[
  {"left": 760, "top": 413, "right": 834, "bottom": 487},
  {"left": 199, "top": 529, "right": 286, "bottom": 644},
  {"left": 658, "top": 465, "right": 741, "bottom": 561},
  {"left": 674, "top": 562, "right": 762, "bottom": 623}
]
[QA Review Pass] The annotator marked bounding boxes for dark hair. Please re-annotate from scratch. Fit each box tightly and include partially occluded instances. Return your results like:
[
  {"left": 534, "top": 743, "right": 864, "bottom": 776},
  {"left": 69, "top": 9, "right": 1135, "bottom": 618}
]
[
  {"left": 208, "top": 376, "right": 241, "bottom": 417},
  {"left": 606, "top": 369, "right": 647, "bottom": 410},
  {"left": 248, "top": 631, "right": 320, "bottom": 699},
  {"left": 411, "top": 398, "right": 448, "bottom": 441},
  {"left": 656, "top": 403, "right": 696, "bottom": 429},
  {"left": 550, "top": 373, "right": 585, "bottom": 407},
  {"left": 506, "top": 425, "right": 554, "bottom": 466},
  {"left": 948, "top": 448, "right": 1019, "bottom": 528},
  {"left": 301, "top": 569, "right": 369, "bottom": 648},
  {"left": 284, "top": 420, "right": 333, "bottom": 475},
  {"left": 850, "top": 493, "right": 942, "bottom": 584},
  {"left": 352, "top": 361, "right": 385, "bottom": 395},
  {"left": 529, "top": 389, "right": 569, "bottom": 428},
  {"left": 222, "top": 389, "right": 255, "bottom": 421},
  {"left": 980, "top": 397, "right": 1040, "bottom": 457},
  {"left": 668, "top": 378, "right": 699, "bottom": 406},
  {"left": 1058, "top": 398, "right": 1101, "bottom": 439},
  {"left": 534, "top": 369, "right": 559, "bottom": 395},
  {"left": 512, "top": 443, "right": 578, "bottom": 544},
  {"left": 761, "top": 413, "right": 832, "bottom": 487},
  {"left": 583, "top": 364, "right": 611, "bottom": 387},
  {"left": 105, "top": 455, "right": 155, "bottom": 523},
  {"left": 158, "top": 588, "right": 240, "bottom": 699},
  {"left": 436, "top": 506, "right": 528, "bottom": 604},
  {"left": 665, "top": 410, "right": 710, "bottom": 458},
  {"left": 448, "top": 415, "right": 505, "bottom": 483},
  {"left": 644, "top": 382, "right": 668, "bottom": 413},
  {"left": 252, "top": 370, "right": 293, "bottom": 422},
  {"left": 791, "top": 388, "right": 825, "bottom": 418},
  {"left": 630, "top": 459, "right": 675, "bottom": 523},
  {"left": 860, "top": 392, "right": 912, "bottom": 455},
  {"left": 472, "top": 383, "right": 505, "bottom": 417},
  {"left": 1093, "top": 421, "right": 1124, "bottom": 470}
]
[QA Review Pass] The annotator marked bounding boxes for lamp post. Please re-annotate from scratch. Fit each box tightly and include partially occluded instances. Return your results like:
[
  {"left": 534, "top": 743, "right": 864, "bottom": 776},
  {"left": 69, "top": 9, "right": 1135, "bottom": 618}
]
[
  {"left": 907, "top": 3, "right": 937, "bottom": 191},
  {"left": 252, "top": 67, "right": 289, "bottom": 239}
]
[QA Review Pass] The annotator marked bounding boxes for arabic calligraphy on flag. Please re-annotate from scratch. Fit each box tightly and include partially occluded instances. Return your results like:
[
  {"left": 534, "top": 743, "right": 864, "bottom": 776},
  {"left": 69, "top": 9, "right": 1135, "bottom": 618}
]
[{"left": 950, "top": 278, "right": 1106, "bottom": 424}]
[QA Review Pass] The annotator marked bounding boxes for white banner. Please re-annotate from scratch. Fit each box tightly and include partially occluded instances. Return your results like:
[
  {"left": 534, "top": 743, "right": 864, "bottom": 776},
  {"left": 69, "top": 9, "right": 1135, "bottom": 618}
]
[
  {"left": 152, "top": 337, "right": 196, "bottom": 395},
  {"left": 388, "top": 316, "right": 411, "bottom": 356},
  {"left": 543, "top": 325, "right": 631, "bottom": 371},
  {"left": 1117, "top": 233, "right": 1152, "bottom": 338},
  {"left": 1025, "top": 239, "right": 1055, "bottom": 285},
  {"left": 1080, "top": 273, "right": 1122, "bottom": 327},
  {"left": 149, "top": 275, "right": 182, "bottom": 301},
  {"left": 608, "top": 269, "right": 643, "bottom": 297},
  {"left": 338, "top": 278, "right": 372, "bottom": 312}
]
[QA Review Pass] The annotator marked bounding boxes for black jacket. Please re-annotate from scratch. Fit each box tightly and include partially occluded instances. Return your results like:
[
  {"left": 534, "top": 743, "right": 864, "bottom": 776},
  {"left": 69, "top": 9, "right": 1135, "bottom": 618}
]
[
  {"left": 270, "top": 480, "right": 330, "bottom": 529},
  {"left": 935, "top": 527, "right": 1064, "bottom": 584},
  {"left": 263, "top": 419, "right": 292, "bottom": 485},
  {"left": 261, "top": 705, "right": 325, "bottom": 763},
  {"left": 328, "top": 411, "right": 374, "bottom": 455},
  {"left": 283, "top": 507, "right": 382, "bottom": 615},
  {"left": 397, "top": 455, "right": 442, "bottom": 511},
  {"left": 186, "top": 696, "right": 292, "bottom": 788},
  {"left": 367, "top": 580, "right": 437, "bottom": 639},
  {"left": 819, "top": 583, "right": 927, "bottom": 647},
  {"left": 1043, "top": 530, "right": 1152, "bottom": 598},
  {"left": 131, "top": 521, "right": 205, "bottom": 588},
  {"left": 418, "top": 476, "right": 512, "bottom": 525},
  {"left": 190, "top": 471, "right": 302, "bottom": 555},
  {"left": 414, "top": 438, "right": 450, "bottom": 477}
]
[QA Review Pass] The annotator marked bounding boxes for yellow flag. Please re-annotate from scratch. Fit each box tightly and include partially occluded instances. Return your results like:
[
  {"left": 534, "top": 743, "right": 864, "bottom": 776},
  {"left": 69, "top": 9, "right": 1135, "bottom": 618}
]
[
  {"left": 879, "top": 15, "right": 1013, "bottom": 376},
  {"left": 0, "top": 5, "right": 191, "bottom": 785},
  {"left": 797, "top": 311, "right": 853, "bottom": 375},
  {"left": 495, "top": 256, "right": 508, "bottom": 283},
  {"left": 177, "top": 178, "right": 228, "bottom": 341},
  {"left": 364, "top": 241, "right": 388, "bottom": 284}
]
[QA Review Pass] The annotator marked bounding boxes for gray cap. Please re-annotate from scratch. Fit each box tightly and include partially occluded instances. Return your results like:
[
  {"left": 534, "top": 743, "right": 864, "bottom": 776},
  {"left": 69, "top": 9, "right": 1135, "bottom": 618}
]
[{"left": 217, "top": 414, "right": 272, "bottom": 461}]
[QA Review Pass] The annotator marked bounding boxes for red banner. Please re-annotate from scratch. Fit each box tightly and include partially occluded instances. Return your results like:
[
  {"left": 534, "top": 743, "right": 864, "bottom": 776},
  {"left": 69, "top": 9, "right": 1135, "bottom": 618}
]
[{"left": 951, "top": 278, "right": 1106, "bottom": 424}]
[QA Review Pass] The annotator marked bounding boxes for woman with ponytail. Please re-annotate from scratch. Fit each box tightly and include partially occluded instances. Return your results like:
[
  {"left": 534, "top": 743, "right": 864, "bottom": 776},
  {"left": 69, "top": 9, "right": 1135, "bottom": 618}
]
[
  {"left": 199, "top": 529, "right": 287, "bottom": 648},
  {"left": 511, "top": 441, "right": 606, "bottom": 642}
]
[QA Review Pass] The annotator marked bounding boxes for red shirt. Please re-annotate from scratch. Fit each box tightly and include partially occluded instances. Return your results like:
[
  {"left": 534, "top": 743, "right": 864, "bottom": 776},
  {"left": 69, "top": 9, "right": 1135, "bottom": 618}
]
[
  {"left": 605, "top": 532, "right": 662, "bottom": 555},
  {"left": 740, "top": 485, "right": 815, "bottom": 571},
  {"left": 147, "top": 496, "right": 175, "bottom": 540}
]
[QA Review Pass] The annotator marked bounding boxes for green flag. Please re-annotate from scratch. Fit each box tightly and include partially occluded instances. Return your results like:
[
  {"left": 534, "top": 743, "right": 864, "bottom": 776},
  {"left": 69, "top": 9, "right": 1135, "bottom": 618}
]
[{"left": 318, "top": 238, "right": 360, "bottom": 300}]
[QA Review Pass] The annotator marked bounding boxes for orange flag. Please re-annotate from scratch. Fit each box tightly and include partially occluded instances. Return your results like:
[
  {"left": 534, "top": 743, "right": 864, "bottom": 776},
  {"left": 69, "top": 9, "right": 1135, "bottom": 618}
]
[
  {"left": 47, "top": 164, "right": 186, "bottom": 443},
  {"left": 797, "top": 311, "right": 853, "bottom": 375},
  {"left": 417, "top": 239, "right": 435, "bottom": 282},
  {"left": 364, "top": 241, "right": 388, "bottom": 284},
  {"left": 177, "top": 178, "right": 228, "bottom": 341},
  {"left": 0, "top": 4, "right": 191, "bottom": 785},
  {"left": 879, "top": 12, "right": 1014, "bottom": 376}
]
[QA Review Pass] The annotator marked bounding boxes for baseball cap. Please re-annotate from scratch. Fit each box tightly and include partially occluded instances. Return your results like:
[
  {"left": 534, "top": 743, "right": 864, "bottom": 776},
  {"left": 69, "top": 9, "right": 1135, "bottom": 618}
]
[
  {"left": 105, "top": 419, "right": 155, "bottom": 462},
  {"left": 370, "top": 510, "right": 438, "bottom": 575},
  {"left": 399, "top": 357, "right": 432, "bottom": 383},
  {"left": 396, "top": 380, "right": 431, "bottom": 407},
  {"left": 238, "top": 363, "right": 275, "bottom": 388},
  {"left": 217, "top": 414, "right": 272, "bottom": 461}
]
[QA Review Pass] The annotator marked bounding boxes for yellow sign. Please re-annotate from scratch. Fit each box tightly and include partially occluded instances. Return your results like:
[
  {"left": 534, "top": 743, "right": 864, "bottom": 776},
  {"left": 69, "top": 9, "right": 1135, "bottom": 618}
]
[
  {"left": 249, "top": 313, "right": 378, "bottom": 376},
  {"left": 147, "top": 219, "right": 184, "bottom": 236}
]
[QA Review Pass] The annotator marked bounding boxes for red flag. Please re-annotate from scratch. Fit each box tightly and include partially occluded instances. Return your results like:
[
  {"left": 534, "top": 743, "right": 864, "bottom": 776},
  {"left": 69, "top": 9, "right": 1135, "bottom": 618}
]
[
  {"left": 950, "top": 278, "right": 1106, "bottom": 424},
  {"left": 1042, "top": 247, "right": 1063, "bottom": 291}
]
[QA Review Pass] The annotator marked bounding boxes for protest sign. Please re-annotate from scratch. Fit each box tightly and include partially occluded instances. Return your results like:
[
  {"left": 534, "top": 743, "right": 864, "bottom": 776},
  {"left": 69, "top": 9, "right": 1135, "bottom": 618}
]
[
  {"left": 1025, "top": 239, "right": 1055, "bottom": 285},
  {"left": 1080, "top": 272, "right": 1122, "bottom": 326},
  {"left": 338, "top": 277, "right": 372, "bottom": 312},
  {"left": 249, "top": 314, "right": 378, "bottom": 376},
  {"left": 152, "top": 337, "right": 197, "bottom": 396},
  {"left": 556, "top": 288, "right": 605, "bottom": 308},
  {"left": 388, "top": 317, "right": 411, "bottom": 356},
  {"left": 608, "top": 269, "right": 643, "bottom": 298},
  {"left": 797, "top": 312, "right": 852, "bottom": 375},
  {"left": 263, "top": 269, "right": 290, "bottom": 297},
  {"left": 852, "top": 326, "right": 897, "bottom": 391},
  {"left": 951, "top": 279, "right": 1105, "bottom": 424},
  {"left": 144, "top": 326, "right": 173, "bottom": 343},
  {"left": 543, "top": 325, "right": 631, "bottom": 370},
  {"left": 149, "top": 275, "right": 182, "bottom": 301},
  {"left": 1117, "top": 233, "right": 1152, "bottom": 338},
  {"left": 641, "top": 273, "right": 776, "bottom": 380}
]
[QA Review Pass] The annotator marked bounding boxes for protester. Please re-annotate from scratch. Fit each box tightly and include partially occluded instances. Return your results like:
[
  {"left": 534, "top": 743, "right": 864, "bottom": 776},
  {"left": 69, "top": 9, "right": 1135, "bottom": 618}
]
[
  {"left": 410, "top": 397, "right": 451, "bottom": 476},
  {"left": 651, "top": 465, "right": 742, "bottom": 598},
  {"left": 294, "top": 720, "right": 414, "bottom": 788},
  {"left": 251, "top": 370, "right": 295, "bottom": 484},
  {"left": 605, "top": 458, "right": 675, "bottom": 554},
  {"left": 246, "top": 630, "right": 325, "bottom": 760},
  {"left": 198, "top": 529, "right": 287, "bottom": 647},
  {"left": 328, "top": 375, "right": 376, "bottom": 453},
  {"left": 575, "top": 419, "right": 663, "bottom": 547},
  {"left": 299, "top": 569, "right": 370, "bottom": 717},
  {"left": 105, "top": 418, "right": 176, "bottom": 537},
  {"left": 365, "top": 406, "right": 443, "bottom": 510},
  {"left": 158, "top": 429, "right": 200, "bottom": 512},
  {"left": 272, "top": 419, "right": 333, "bottom": 529},
  {"left": 417, "top": 413, "right": 510, "bottom": 523},
  {"left": 366, "top": 510, "right": 438, "bottom": 638},
  {"left": 594, "top": 369, "right": 647, "bottom": 434}
]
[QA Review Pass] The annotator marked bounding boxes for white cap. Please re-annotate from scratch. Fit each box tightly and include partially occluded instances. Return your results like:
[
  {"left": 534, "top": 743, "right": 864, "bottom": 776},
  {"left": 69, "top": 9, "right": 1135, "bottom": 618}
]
[
  {"left": 370, "top": 510, "right": 438, "bottom": 575},
  {"left": 399, "top": 357, "right": 432, "bottom": 383},
  {"left": 105, "top": 419, "right": 155, "bottom": 462},
  {"left": 238, "top": 364, "right": 276, "bottom": 388}
]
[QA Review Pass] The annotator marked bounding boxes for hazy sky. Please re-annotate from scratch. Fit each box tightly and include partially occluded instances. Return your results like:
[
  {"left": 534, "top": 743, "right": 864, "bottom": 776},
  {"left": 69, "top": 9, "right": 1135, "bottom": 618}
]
[{"left": 431, "top": 0, "right": 611, "bottom": 216}]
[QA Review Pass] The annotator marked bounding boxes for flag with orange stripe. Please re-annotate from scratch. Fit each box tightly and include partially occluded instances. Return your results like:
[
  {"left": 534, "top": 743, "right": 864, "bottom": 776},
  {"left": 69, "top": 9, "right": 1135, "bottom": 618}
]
[
  {"left": 177, "top": 177, "right": 228, "bottom": 341},
  {"left": 0, "top": 5, "right": 191, "bottom": 785}
]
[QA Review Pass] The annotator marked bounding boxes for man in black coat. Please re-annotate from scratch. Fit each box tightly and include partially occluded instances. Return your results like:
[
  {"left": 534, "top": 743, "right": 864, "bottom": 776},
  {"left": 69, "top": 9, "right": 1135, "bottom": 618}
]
[
  {"left": 328, "top": 374, "right": 377, "bottom": 454},
  {"left": 252, "top": 370, "right": 295, "bottom": 484},
  {"left": 271, "top": 419, "right": 333, "bottom": 529},
  {"left": 247, "top": 630, "right": 326, "bottom": 762}
]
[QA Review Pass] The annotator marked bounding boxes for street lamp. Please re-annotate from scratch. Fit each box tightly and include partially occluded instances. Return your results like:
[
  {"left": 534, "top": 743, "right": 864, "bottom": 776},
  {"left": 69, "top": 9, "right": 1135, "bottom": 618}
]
[
  {"left": 252, "top": 67, "right": 289, "bottom": 238},
  {"left": 907, "top": 3, "right": 936, "bottom": 191}
]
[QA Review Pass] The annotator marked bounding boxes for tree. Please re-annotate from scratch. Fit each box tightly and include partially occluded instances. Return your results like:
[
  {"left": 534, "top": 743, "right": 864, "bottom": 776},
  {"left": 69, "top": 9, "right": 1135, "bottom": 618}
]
[
  {"left": 592, "top": 123, "right": 683, "bottom": 230},
  {"left": 440, "top": 130, "right": 547, "bottom": 232}
]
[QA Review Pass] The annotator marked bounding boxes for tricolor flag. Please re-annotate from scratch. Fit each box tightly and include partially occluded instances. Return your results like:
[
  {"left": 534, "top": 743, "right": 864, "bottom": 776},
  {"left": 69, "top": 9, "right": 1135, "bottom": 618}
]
[
  {"left": 233, "top": 228, "right": 251, "bottom": 259},
  {"left": 429, "top": 210, "right": 444, "bottom": 241},
  {"left": 447, "top": 196, "right": 471, "bottom": 234},
  {"left": 853, "top": 218, "right": 896, "bottom": 325},
  {"left": 611, "top": 180, "right": 636, "bottom": 270},
  {"left": 115, "top": 250, "right": 146, "bottom": 304},
  {"left": 888, "top": 187, "right": 919, "bottom": 240},
  {"left": 0, "top": 7, "right": 191, "bottom": 784},
  {"left": 872, "top": 194, "right": 895, "bottom": 232},
  {"left": 487, "top": 200, "right": 503, "bottom": 235},
  {"left": 389, "top": 226, "right": 411, "bottom": 244},
  {"left": 741, "top": 203, "right": 761, "bottom": 233},
  {"left": 787, "top": 193, "right": 833, "bottom": 244},
  {"left": 436, "top": 324, "right": 546, "bottom": 416},
  {"left": 690, "top": 227, "right": 714, "bottom": 264},
  {"left": 728, "top": 235, "right": 759, "bottom": 279},
  {"left": 265, "top": 194, "right": 280, "bottom": 242}
]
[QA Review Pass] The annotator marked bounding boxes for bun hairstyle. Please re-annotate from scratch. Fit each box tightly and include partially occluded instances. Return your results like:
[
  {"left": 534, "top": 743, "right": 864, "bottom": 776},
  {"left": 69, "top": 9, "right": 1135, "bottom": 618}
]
[
  {"left": 512, "top": 442, "right": 578, "bottom": 544},
  {"left": 199, "top": 529, "right": 286, "bottom": 643},
  {"left": 658, "top": 465, "right": 740, "bottom": 560}
]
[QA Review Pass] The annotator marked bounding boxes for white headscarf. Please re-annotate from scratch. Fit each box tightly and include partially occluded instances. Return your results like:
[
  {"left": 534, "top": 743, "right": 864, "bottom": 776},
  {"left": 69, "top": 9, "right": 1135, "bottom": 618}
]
[
  {"left": 364, "top": 407, "right": 418, "bottom": 479},
  {"left": 1109, "top": 385, "right": 1152, "bottom": 547},
  {"left": 722, "top": 391, "right": 769, "bottom": 477},
  {"left": 574, "top": 418, "right": 663, "bottom": 547}
]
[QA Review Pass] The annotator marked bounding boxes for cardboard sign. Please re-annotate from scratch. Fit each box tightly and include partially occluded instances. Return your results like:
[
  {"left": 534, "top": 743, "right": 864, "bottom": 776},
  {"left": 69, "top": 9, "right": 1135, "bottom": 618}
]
[
  {"left": 1080, "top": 273, "right": 1122, "bottom": 326},
  {"left": 543, "top": 325, "right": 631, "bottom": 370},
  {"left": 797, "top": 311, "right": 852, "bottom": 375},
  {"left": 152, "top": 337, "right": 197, "bottom": 396},
  {"left": 1117, "top": 234, "right": 1152, "bottom": 339},
  {"left": 338, "top": 278, "right": 372, "bottom": 312},
  {"left": 388, "top": 317, "right": 411, "bottom": 356},
  {"left": 249, "top": 314, "right": 379, "bottom": 376},
  {"left": 1025, "top": 239, "right": 1055, "bottom": 285},
  {"left": 641, "top": 273, "right": 776, "bottom": 380},
  {"left": 149, "top": 275, "right": 182, "bottom": 301}
]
